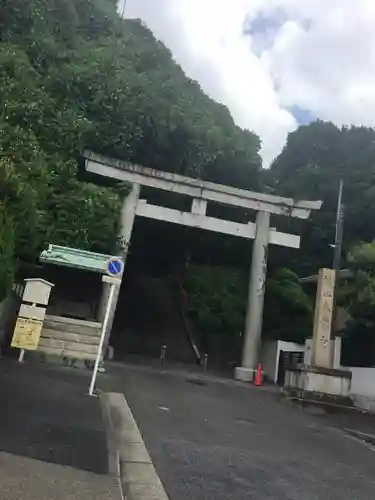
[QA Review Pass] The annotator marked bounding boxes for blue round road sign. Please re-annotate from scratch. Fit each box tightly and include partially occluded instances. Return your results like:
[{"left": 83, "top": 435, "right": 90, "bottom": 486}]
[{"left": 106, "top": 257, "right": 123, "bottom": 277}]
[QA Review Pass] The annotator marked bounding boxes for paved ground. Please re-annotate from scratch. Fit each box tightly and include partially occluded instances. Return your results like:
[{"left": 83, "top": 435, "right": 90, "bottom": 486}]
[
  {"left": 0, "top": 360, "right": 120, "bottom": 500},
  {"left": 4, "top": 357, "right": 375, "bottom": 500},
  {"left": 110, "top": 361, "right": 375, "bottom": 500}
]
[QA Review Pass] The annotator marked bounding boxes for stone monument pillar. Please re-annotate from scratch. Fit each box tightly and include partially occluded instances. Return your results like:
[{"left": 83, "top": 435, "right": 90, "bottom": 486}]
[
  {"left": 283, "top": 268, "right": 352, "bottom": 402},
  {"left": 311, "top": 268, "right": 335, "bottom": 368}
]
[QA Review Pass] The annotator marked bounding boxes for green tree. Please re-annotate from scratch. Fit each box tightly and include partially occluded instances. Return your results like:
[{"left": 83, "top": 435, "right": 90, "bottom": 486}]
[
  {"left": 0, "top": 207, "right": 15, "bottom": 300},
  {"left": 185, "top": 265, "right": 247, "bottom": 337},
  {"left": 0, "top": 0, "right": 262, "bottom": 298},
  {"left": 269, "top": 121, "right": 375, "bottom": 276},
  {"left": 0, "top": 157, "right": 39, "bottom": 297},
  {"left": 264, "top": 268, "right": 313, "bottom": 343},
  {"left": 340, "top": 242, "right": 375, "bottom": 366},
  {"left": 5, "top": 0, "right": 367, "bottom": 357},
  {"left": 184, "top": 265, "right": 312, "bottom": 363}
]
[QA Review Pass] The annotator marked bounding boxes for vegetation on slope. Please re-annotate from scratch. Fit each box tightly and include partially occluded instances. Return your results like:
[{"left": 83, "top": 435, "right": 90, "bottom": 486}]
[
  {"left": 0, "top": 0, "right": 261, "bottom": 295},
  {"left": 2, "top": 1, "right": 375, "bottom": 357},
  {"left": 269, "top": 121, "right": 375, "bottom": 276}
]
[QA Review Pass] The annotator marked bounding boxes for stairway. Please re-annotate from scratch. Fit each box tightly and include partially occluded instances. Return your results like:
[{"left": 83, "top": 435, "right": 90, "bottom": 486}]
[{"left": 112, "top": 275, "right": 200, "bottom": 363}]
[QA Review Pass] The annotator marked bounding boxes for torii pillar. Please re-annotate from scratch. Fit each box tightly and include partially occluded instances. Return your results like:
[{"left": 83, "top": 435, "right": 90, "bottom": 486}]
[
  {"left": 235, "top": 210, "right": 270, "bottom": 381},
  {"left": 98, "top": 183, "right": 140, "bottom": 349}
]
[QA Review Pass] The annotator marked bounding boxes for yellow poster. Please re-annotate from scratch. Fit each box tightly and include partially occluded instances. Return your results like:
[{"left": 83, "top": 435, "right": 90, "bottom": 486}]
[{"left": 11, "top": 317, "right": 43, "bottom": 351}]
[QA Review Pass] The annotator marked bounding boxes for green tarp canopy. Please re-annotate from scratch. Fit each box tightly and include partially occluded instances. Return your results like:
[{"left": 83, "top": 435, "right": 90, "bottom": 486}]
[{"left": 40, "top": 244, "right": 116, "bottom": 274}]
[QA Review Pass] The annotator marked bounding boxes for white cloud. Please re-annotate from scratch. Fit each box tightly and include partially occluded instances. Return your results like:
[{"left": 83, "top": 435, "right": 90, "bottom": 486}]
[
  {"left": 120, "top": 0, "right": 375, "bottom": 167},
  {"left": 260, "top": 0, "right": 375, "bottom": 126}
]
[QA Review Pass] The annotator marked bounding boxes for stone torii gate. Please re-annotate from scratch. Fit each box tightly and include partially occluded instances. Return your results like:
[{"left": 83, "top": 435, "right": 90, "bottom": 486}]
[{"left": 83, "top": 151, "right": 322, "bottom": 381}]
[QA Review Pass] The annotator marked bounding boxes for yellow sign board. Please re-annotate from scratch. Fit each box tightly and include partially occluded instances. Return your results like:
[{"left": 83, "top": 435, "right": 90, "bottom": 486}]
[{"left": 11, "top": 317, "right": 43, "bottom": 351}]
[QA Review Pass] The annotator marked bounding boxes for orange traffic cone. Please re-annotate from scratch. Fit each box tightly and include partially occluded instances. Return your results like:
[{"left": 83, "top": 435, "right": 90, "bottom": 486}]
[{"left": 254, "top": 363, "right": 262, "bottom": 386}]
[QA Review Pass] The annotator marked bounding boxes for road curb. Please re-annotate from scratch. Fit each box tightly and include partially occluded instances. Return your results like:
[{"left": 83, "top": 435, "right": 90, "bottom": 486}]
[
  {"left": 282, "top": 393, "right": 372, "bottom": 416},
  {"left": 344, "top": 428, "right": 375, "bottom": 446},
  {"left": 99, "top": 393, "right": 122, "bottom": 481},
  {"left": 100, "top": 392, "right": 169, "bottom": 500}
]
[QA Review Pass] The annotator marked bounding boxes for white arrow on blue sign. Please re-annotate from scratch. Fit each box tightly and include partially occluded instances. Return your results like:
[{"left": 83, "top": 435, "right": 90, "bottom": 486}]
[{"left": 106, "top": 257, "right": 124, "bottom": 277}]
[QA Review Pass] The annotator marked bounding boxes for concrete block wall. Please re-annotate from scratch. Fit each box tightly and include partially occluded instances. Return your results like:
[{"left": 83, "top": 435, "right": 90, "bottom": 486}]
[
  {"left": 38, "top": 315, "right": 102, "bottom": 362},
  {"left": 346, "top": 367, "right": 375, "bottom": 411},
  {"left": 349, "top": 367, "right": 375, "bottom": 395}
]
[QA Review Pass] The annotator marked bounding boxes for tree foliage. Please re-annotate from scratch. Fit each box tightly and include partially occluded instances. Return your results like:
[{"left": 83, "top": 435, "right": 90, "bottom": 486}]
[
  {"left": 264, "top": 268, "right": 313, "bottom": 343},
  {"left": 269, "top": 121, "right": 375, "bottom": 276},
  {"left": 2, "top": 0, "right": 375, "bottom": 357},
  {"left": 0, "top": 0, "right": 261, "bottom": 300},
  {"left": 184, "top": 265, "right": 312, "bottom": 351},
  {"left": 340, "top": 242, "right": 375, "bottom": 366},
  {"left": 184, "top": 265, "right": 247, "bottom": 336}
]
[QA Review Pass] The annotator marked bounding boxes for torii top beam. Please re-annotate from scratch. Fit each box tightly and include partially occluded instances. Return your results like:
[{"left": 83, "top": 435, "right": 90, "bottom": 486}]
[{"left": 83, "top": 151, "right": 322, "bottom": 219}]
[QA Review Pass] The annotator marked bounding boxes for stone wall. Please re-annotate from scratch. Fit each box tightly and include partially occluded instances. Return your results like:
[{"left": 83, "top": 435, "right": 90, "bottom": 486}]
[{"left": 0, "top": 287, "right": 22, "bottom": 353}]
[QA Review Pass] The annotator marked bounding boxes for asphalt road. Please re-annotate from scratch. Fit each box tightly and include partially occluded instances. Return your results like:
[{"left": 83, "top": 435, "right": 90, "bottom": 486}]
[
  {"left": 0, "top": 361, "right": 108, "bottom": 474},
  {"left": 112, "top": 362, "right": 375, "bottom": 500}
]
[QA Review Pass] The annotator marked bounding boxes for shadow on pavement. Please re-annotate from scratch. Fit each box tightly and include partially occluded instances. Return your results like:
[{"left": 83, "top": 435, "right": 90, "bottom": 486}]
[{"left": 0, "top": 360, "right": 108, "bottom": 474}]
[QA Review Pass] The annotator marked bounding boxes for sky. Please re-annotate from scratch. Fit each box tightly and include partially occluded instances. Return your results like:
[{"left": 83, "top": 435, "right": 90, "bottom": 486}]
[{"left": 119, "top": 0, "right": 375, "bottom": 167}]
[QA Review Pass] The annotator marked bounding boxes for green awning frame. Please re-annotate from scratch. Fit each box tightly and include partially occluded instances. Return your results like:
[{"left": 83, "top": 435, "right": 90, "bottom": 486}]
[{"left": 40, "top": 244, "right": 117, "bottom": 274}]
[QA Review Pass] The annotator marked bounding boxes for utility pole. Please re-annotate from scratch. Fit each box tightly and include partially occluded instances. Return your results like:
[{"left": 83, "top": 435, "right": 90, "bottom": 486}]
[
  {"left": 331, "top": 179, "right": 345, "bottom": 341},
  {"left": 121, "top": 0, "right": 128, "bottom": 18}
]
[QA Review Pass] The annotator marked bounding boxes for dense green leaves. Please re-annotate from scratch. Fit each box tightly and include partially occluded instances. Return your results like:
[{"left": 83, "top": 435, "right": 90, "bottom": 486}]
[
  {"left": 264, "top": 268, "right": 312, "bottom": 343},
  {"left": 269, "top": 121, "right": 375, "bottom": 276},
  {"left": 341, "top": 242, "right": 375, "bottom": 323},
  {"left": 0, "top": 0, "right": 261, "bottom": 296},
  {"left": 0, "top": 207, "right": 14, "bottom": 300},
  {"left": 340, "top": 242, "right": 375, "bottom": 366},
  {"left": 2, "top": 0, "right": 375, "bottom": 356},
  {"left": 184, "top": 265, "right": 312, "bottom": 350},
  {"left": 184, "top": 265, "right": 247, "bottom": 336},
  {"left": 268, "top": 122, "right": 375, "bottom": 356}
]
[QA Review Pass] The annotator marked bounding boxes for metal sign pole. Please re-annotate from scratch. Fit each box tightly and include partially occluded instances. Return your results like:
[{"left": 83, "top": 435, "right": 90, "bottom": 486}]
[
  {"left": 89, "top": 283, "right": 116, "bottom": 396},
  {"left": 89, "top": 256, "right": 123, "bottom": 396}
]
